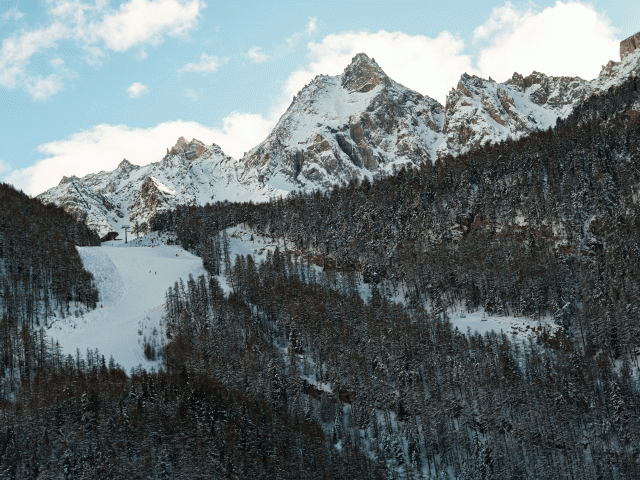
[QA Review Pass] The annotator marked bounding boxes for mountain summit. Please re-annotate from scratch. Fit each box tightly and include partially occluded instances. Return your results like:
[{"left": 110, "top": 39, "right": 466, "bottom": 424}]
[
  {"left": 38, "top": 37, "right": 640, "bottom": 235},
  {"left": 340, "top": 53, "right": 390, "bottom": 93},
  {"left": 241, "top": 53, "right": 444, "bottom": 190}
]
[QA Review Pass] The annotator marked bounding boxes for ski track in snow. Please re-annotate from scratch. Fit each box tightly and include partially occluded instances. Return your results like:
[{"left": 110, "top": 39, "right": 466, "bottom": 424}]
[{"left": 49, "top": 240, "right": 207, "bottom": 372}]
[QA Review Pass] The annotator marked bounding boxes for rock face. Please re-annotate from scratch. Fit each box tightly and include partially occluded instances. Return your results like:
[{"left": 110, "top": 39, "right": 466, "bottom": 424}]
[
  {"left": 592, "top": 40, "right": 640, "bottom": 92},
  {"left": 620, "top": 32, "right": 640, "bottom": 60},
  {"left": 38, "top": 35, "right": 640, "bottom": 236},
  {"left": 239, "top": 53, "right": 598, "bottom": 192},
  {"left": 241, "top": 54, "right": 444, "bottom": 190},
  {"left": 442, "top": 71, "right": 589, "bottom": 156}
]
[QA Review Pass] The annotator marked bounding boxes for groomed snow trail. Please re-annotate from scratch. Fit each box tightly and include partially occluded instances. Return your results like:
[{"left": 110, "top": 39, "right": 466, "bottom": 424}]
[{"left": 50, "top": 241, "right": 206, "bottom": 372}]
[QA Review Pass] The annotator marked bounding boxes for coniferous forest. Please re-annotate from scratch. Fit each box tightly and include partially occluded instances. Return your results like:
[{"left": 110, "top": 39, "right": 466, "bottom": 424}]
[
  {"left": 0, "top": 183, "right": 99, "bottom": 399},
  {"left": 2, "top": 77, "right": 640, "bottom": 478}
]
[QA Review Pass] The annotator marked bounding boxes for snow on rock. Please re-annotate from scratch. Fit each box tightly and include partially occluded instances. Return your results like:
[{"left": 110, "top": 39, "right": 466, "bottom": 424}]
[
  {"left": 38, "top": 37, "right": 640, "bottom": 237},
  {"left": 441, "top": 71, "right": 590, "bottom": 156},
  {"left": 38, "top": 139, "right": 286, "bottom": 237},
  {"left": 48, "top": 242, "right": 207, "bottom": 371},
  {"left": 591, "top": 47, "right": 640, "bottom": 93},
  {"left": 241, "top": 53, "right": 445, "bottom": 191}
]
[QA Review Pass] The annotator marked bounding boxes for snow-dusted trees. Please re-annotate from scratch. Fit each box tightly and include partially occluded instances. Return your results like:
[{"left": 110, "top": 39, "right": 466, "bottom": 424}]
[
  {"left": 141, "top": 73, "right": 640, "bottom": 477},
  {"left": 156, "top": 248, "right": 640, "bottom": 477},
  {"left": 155, "top": 73, "right": 640, "bottom": 367},
  {"left": 0, "top": 182, "right": 99, "bottom": 400}
]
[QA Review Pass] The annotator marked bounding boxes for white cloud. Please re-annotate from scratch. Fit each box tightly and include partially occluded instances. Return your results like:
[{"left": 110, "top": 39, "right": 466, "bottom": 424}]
[
  {"left": 475, "top": 1, "right": 619, "bottom": 81},
  {"left": 306, "top": 17, "right": 317, "bottom": 35},
  {"left": 247, "top": 46, "right": 268, "bottom": 63},
  {"left": 2, "top": 6, "right": 25, "bottom": 22},
  {"left": 473, "top": 1, "right": 523, "bottom": 41},
  {"left": 179, "top": 52, "right": 227, "bottom": 75},
  {"left": 24, "top": 74, "right": 67, "bottom": 100},
  {"left": 50, "top": 57, "right": 65, "bottom": 67},
  {"left": 0, "top": 22, "right": 71, "bottom": 91},
  {"left": 0, "top": 0, "right": 205, "bottom": 99},
  {"left": 92, "top": 0, "right": 206, "bottom": 52},
  {"left": 127, "top": 82, "right": 149, "bottom": 98},
  {"left": 6, "top": 117, "right": 275, "bottom": 196}
]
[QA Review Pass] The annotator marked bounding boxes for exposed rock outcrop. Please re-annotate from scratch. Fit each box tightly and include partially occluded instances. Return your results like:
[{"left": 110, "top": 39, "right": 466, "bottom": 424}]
[
  {"left": 620, "top": 32, "right": 640, "bottom": 60},
  {"left": 37, "top": 139, "right": 284, "bottom": 236},
  {"left": 242, "top": 54, "right": 444, "bottom": 190}
]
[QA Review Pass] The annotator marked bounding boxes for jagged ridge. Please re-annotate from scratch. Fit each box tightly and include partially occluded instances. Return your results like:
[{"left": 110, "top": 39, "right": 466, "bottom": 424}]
[{"left": 38, "top": 37, "right": 640, "bottom": 236}]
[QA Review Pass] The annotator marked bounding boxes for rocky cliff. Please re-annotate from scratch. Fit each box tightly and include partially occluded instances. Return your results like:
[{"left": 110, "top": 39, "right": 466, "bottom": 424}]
[
  {"left": 620, "top": 32, "right": 640, "bottom": 60},
  {"left": 241, "top": 53, "right": 444, "bottom": 191}
]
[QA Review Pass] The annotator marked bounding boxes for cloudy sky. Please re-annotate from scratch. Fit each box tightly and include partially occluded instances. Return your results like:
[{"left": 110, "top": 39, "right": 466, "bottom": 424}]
[{"left": 1, "top": 0, "right": 637, "bottom": 195}]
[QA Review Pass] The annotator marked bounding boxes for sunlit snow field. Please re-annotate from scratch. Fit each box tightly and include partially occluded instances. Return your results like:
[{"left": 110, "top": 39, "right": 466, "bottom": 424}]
[{"left": 49, "top": 237, "right": 206, "bottom": 371}]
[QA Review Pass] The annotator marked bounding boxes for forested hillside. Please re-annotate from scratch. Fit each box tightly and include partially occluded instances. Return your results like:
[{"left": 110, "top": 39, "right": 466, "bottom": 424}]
[
  {"left": 154, "top": 75, "right": 640, "bottom": 361},
  {"left": 143, "top": 75, "right": 640, "bottom": 477},
  {"left": 158, "top": 250, "right": 638, "bottom": 478},
  {"left": 0, "top": 183, "right": 99, "bottom": 400},
  {"left": 0, "top": 192, "right": 380, "bottom": 477},
  {"left": 3, "top": 68, "right": 640, "bottom": 480}
]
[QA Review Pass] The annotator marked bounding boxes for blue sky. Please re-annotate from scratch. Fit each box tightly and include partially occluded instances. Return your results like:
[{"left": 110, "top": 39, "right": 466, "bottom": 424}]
[{"left": 1, "top": 0, "right": 638, "bottom": 195}]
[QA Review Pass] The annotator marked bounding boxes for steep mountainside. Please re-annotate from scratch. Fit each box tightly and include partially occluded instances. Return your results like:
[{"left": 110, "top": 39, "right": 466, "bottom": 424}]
[
  {"left": 243, "top": 54, "right": 595, "bottom": 192},
  {"left": 241, "top": 53, "right": 445, "bottom": 190},
  {"left": 38, "top": 138, "right": 285, "bottom": 236},
  {"left": 146, "top": 71, "right": 640, "bottom": 478},
  {"left": 38, "top": 37, "right": 640, "bottom": 236}
]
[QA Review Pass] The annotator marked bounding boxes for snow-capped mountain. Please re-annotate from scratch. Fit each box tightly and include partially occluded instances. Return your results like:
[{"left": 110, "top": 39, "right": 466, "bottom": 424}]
[
  {"left": 441, "top": 71, "right": 590, "bottom": 156},
  {"left": 241, "top": 53, "right": 445, "bottom": 190},
  {"left": 38, "top": 137, "right": 287, "bottom": 236},
  {"left": 38, "top": 34, "right": 640, "bottom": 236},
  {"left": 241, "top": 54, "right": 594, "bottom": 192}
]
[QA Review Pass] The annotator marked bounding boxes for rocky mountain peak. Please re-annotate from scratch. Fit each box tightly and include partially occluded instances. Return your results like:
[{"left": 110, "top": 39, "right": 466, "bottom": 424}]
[
  {"left": 117, "top": 158, "right": 136, "bottom": 172},
  {"left": 39, "top": 41, "right": 640, "bottom": 237},
  {"left": 341, "top": 53, "right": 389, "bottom": 93},
  {"left": 167, "top": 137, "right": 207, "bottom": 162},
  {"left": 620, "top": 32, "right": 640, "bottom": 60},
  {"left": 59, "top": 175, "right": 76, "bottom": 185}
]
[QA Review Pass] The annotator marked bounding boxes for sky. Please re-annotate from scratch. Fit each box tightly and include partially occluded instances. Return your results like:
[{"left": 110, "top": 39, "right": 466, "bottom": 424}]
[{"left": 1, "top": 0, "right": 638, "bottom": 196}]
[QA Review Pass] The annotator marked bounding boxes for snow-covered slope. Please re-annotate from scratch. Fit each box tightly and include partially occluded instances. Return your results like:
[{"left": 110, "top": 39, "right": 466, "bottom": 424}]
[
  {"left": 441, "top": 71, "right": 590, "bottom": 156},
  {"left": 49, "top": 240, "right": 207, "bottom": 371},
  {"left": 37, "top": 39, "right": 640, "bottom": 236},
  {"left": 242, "top": 54, "right": 595, "bottom": 192},
  {"left": 241, "top": 53, "right": 445, "bottom": 190},
  {"left": 48, "top": 225, "right": 558, "bottom": 371},
  {"left": 241, "top": 48, "right": 640, "bottom": 192}
]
